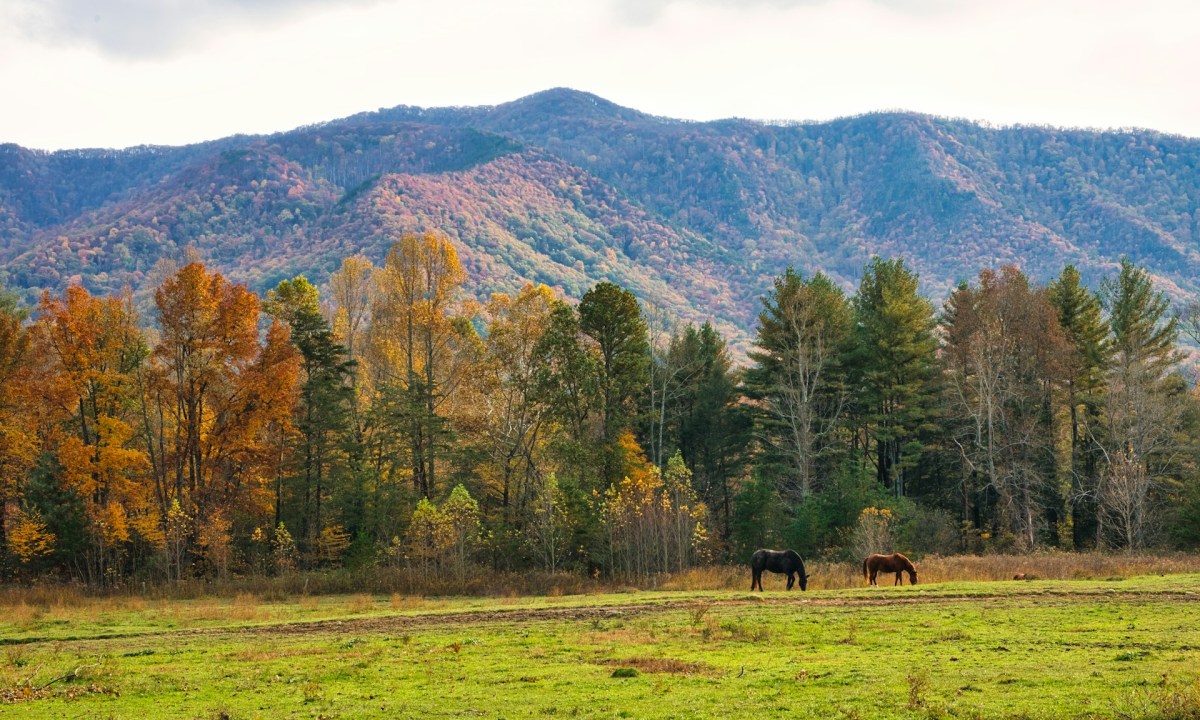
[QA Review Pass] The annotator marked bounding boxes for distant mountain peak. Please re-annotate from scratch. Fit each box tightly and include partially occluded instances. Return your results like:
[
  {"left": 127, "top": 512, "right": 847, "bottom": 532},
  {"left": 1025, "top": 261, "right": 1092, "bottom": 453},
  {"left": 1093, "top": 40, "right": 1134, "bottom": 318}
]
[{"left": 496, "top": 88, "right": 652, "bottom": 124}]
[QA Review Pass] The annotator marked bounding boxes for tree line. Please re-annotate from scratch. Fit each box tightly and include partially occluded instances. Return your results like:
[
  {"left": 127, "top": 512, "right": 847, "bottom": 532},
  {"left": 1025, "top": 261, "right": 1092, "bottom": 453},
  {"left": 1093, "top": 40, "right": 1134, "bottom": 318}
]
[{"left": 2, "top": 233, "right": 1199, "bottom": 585}]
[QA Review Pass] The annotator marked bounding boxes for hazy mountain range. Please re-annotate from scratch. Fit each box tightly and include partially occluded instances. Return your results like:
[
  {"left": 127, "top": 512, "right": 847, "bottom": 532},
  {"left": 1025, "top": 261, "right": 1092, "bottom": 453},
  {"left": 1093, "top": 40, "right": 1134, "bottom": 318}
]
[{"left": 3, "top": 87, "right": 1199, "bottom": 353}]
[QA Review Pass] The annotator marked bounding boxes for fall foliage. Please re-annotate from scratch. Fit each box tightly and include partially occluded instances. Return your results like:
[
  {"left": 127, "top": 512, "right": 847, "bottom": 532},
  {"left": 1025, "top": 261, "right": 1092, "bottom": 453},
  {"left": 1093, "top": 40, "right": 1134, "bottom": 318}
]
[{"left": 3, "top": 242, "right": 1200, "bottom": 585}]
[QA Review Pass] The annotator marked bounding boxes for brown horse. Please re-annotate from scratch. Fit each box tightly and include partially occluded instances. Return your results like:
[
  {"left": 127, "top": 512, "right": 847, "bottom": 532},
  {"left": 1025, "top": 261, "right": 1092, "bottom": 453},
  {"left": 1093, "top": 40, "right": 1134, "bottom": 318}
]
[{"left": 863, "top": 553, "right": 917, "bottom": 586}]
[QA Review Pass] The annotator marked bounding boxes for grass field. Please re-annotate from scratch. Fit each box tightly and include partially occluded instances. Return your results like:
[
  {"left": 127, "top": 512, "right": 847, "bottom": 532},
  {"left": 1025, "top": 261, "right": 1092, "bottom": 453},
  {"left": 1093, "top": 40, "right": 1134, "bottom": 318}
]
[{"left": 2, "top": 563, "right": 1200, "bottom": 719}]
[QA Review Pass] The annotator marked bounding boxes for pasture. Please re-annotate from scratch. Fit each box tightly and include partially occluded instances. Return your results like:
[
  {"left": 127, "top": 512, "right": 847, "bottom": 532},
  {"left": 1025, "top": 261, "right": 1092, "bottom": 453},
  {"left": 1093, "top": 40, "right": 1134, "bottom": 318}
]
[{"left": 2, "top": 559, "right": 1199, "bottom": 719}]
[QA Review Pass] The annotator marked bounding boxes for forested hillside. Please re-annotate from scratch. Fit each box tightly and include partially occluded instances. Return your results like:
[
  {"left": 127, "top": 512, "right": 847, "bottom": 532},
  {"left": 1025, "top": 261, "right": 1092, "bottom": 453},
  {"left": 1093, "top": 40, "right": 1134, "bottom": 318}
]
[
  {"left": 3, "top": 231, "right": 1200, "bottom": 583},
  {"left": 4, "top": 91, "right": 1200, "bottom": 586},
  {"left": 3, "top": 88, "right": 1200, "bottom": 354}
]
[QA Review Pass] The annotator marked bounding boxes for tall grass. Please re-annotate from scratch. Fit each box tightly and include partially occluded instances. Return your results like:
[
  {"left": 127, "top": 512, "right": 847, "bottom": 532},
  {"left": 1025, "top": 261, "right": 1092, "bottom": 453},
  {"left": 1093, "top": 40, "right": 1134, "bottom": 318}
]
[
  {"left": 0, "top": 553, "right": 1196, "bottom": 609},
  {"left": 659, "top": 552, "right": 1200, "bottom": 591},
  {"left": 911, "top": 552, "right": 1199, "bottom": 584},
  {"left": 0, "top": 567, "right": 604, "bottom": 608}
]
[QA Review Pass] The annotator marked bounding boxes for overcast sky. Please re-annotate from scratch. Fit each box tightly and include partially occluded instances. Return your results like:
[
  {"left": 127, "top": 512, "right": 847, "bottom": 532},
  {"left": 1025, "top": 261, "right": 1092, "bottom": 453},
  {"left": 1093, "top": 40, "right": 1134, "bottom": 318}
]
[{"left": 0, "top": 0, "right": 1196, "bottom": 150}]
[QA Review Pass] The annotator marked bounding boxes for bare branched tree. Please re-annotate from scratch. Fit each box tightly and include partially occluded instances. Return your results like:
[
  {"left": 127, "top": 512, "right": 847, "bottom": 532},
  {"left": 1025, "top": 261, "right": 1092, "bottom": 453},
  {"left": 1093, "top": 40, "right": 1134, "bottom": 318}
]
[
  {"left": 942, "top": 267, "right": 1067, "bottom": 549},
  {"left": 1094, "top": 258, "right": 1183, "bottom": 550},
  {"left": 746, "top": 271, "right": 850, "bottom": 501}
]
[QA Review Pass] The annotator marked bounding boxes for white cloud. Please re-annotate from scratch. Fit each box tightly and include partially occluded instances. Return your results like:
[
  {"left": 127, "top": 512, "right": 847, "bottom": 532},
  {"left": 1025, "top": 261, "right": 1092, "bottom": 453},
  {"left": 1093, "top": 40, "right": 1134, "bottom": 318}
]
[
  {"left": 609, "top": 0, "right": 958, "bottom": 24},
  {"left": 0, "top": 0, "right": 1197, "bottom": 149},
  {"left": 4, "top": 0, "right": 382, "bottom": 58}
]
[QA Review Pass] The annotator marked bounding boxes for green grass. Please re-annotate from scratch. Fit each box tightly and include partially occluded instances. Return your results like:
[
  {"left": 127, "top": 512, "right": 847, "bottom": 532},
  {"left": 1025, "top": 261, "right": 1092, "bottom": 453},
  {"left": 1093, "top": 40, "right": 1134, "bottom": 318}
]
[{"left": 3, "top": 575, "right": 1200, "bottom": 718}]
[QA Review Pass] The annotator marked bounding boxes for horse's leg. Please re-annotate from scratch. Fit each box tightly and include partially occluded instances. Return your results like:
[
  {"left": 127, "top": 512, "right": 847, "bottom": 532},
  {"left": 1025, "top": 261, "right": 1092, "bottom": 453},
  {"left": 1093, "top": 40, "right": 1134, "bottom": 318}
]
[
  {"left": 751, "top": 569, "right": 760, "bottom": 592},
  {"left": 868, "top": 569, "right": 876, "bottom": 586},
  {"left": 894, "top": 571, "right": 902, "bottom": 586},
  {"left": 787, "top": 573, "right": 794, "bottom": 590}
]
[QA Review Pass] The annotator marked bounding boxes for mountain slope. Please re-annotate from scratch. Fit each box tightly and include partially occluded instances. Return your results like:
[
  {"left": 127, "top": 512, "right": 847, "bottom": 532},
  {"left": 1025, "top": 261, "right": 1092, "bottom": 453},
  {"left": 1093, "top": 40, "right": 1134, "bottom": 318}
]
[{"left": 3, "top": 88, "right": 1200, "bottom": 352}]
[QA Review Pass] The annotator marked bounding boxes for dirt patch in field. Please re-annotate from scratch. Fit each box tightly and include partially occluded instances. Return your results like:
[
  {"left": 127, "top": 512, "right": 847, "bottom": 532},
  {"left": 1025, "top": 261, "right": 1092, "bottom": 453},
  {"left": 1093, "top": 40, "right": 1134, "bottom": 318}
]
[
  {"left": 1, "top": 682, "right": 117, "bottom": 705},
  {"left": 596, "top": 656, "right": 715, "bottom": 675},
  {"left": 0, "top": 685, "right": 50, "bottom": 704},
  {"left": 8, "top": 589, "right": 1200, "bottom": 646},
  {"left": 245, "top": 602, "right": 674, "bottom": 638},
  {"left": 214, "top": 590, "right": 1200, "bottom": 639}
]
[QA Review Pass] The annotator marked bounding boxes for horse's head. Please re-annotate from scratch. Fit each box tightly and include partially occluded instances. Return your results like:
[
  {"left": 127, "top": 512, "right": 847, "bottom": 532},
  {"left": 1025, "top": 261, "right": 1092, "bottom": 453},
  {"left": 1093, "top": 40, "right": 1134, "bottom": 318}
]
[
  {"left": 800, "top": 572, "right": 810, "bottom": 591},
  {"left": 907, "top": 569, "right": 918, "bottom": 585}
]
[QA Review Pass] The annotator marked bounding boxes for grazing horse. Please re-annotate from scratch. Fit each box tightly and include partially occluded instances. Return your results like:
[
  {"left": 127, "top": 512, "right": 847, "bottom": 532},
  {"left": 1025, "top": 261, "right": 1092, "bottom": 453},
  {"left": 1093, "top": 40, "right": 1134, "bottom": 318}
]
[
  {"left": 864, "top": 553, "right": 918, "bottom": 586},
  {"left": 750, "top": 549, "right": 809, "bottom": 591}
]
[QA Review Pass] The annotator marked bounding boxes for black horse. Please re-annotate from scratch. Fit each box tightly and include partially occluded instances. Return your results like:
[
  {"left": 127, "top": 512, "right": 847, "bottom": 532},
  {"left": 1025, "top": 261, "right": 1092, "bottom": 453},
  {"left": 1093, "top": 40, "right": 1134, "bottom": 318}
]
[{"left": 750, "top": 549, "right": 809, "bottom": 591}]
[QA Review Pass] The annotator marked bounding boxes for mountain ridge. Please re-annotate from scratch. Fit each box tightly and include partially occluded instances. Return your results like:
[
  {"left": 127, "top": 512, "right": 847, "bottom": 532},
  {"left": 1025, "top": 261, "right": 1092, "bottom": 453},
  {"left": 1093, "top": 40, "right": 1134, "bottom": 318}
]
[{"left": 3, "top": 88, "right": 1199, "bottom": 354}]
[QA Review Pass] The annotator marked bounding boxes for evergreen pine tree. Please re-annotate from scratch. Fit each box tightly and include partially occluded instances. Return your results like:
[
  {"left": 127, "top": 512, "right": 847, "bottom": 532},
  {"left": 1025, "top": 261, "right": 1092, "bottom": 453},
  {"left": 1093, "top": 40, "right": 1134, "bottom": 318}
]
[
  {"left": 849, "top": 258, "right": 940, "bottom": 498},
  {"left": 266, "top": 277, "right": 354, "bottom": 558},
  {"left": 1048, "top": 264, "right": 1110, "bottom": 547},
  {"left": 578, "top": 282, "right": 649, "bottom": 485}
]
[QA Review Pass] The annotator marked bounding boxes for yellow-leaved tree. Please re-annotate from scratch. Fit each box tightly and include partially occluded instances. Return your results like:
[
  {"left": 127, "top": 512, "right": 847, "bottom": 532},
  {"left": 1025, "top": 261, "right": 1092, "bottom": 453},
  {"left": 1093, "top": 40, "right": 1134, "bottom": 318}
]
[
  {"left": 601, "top": 433, "right": 709, "bottom": 580},
  {"left": 405, "top": 497, "right": 451, "bottom": 576},
  {"left": 5, "top": 508, "right": 55, "bottom": 565},
  {"left": 478, "top": 284, "right": 557, "bottom": 525},
  {"left": 403, "top": 485, "right": 481, "bottom": 580},
  {"left": 367, "top": 232, "right": 478, "bottom": 500},
  {"left": 441, "top": 484, "right": 481, "bottom": 580}
]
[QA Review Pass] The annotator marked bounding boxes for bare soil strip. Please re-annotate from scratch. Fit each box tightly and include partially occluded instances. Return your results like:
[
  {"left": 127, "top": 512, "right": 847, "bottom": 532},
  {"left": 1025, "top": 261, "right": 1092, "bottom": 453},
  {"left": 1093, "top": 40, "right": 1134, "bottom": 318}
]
[
  {"left": 264, "top": 589, "right": 1200, "bottom": 636},
  {"left": 7, "top": 587, "right": 1199, "bottom": 647}
]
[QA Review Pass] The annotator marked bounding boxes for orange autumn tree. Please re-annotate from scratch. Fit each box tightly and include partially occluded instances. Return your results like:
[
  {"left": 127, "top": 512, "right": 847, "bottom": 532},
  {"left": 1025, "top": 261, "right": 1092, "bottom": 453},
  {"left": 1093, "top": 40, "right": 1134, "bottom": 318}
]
[
  {"left": 36, "top": 286, "right": 153, "bottom": 581},
  {"left": 0, "top": 288, "right": 39, "bottom": 561},
  {"left": 141, "top": 263, "right": 299, "bottom": 574}
]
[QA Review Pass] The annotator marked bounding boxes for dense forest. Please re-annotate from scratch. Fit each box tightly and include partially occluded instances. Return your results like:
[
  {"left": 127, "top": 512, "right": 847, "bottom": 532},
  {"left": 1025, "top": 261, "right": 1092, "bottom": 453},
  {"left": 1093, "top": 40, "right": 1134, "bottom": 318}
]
[
  {"left": 3, "top": 232, "right": 1199, "bottom": 585},
  {"left": 4, "top": 89, "right": 1200, "bottom": 358}
]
